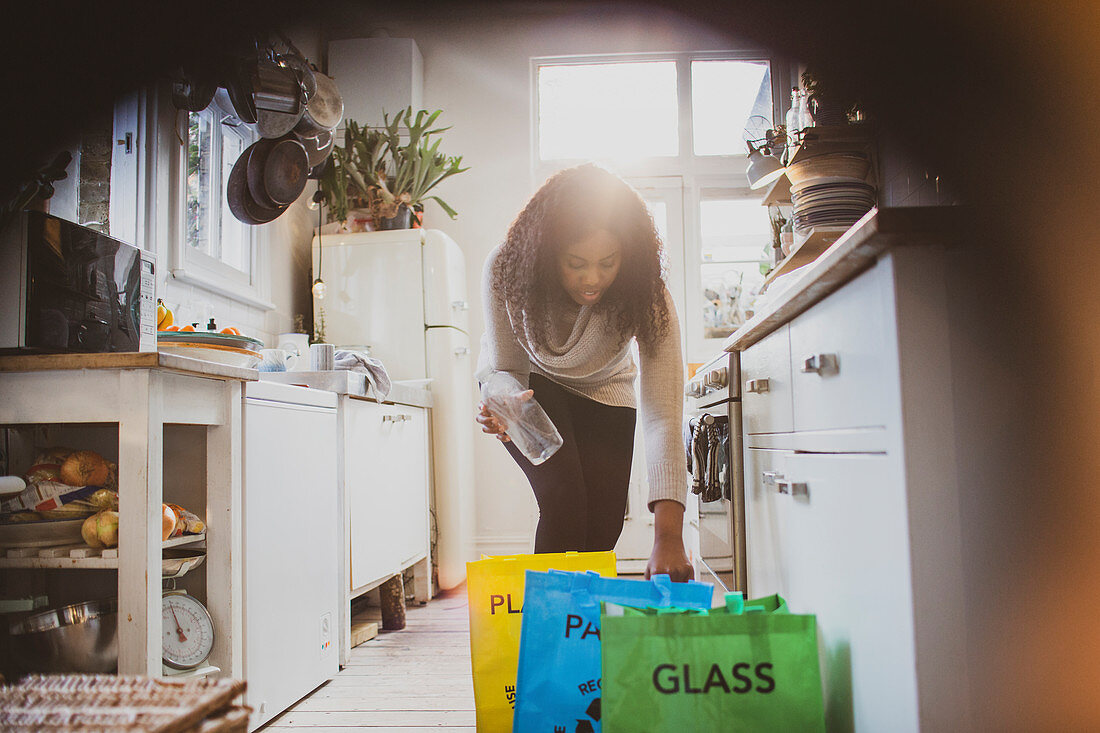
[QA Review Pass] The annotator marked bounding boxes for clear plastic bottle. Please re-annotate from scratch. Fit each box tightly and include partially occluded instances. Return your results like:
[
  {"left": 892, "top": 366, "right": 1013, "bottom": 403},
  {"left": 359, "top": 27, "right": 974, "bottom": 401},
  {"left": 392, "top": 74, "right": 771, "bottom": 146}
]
[{"left": 480, "top": 372, "right": 563, "bottom": 465}]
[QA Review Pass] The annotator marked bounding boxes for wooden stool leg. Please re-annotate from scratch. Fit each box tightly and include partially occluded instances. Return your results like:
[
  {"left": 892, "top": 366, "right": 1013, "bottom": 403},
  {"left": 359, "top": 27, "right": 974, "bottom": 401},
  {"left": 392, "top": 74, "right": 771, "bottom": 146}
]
[{"left": 379, "top": 574, "right": 406, "bottom": 631}]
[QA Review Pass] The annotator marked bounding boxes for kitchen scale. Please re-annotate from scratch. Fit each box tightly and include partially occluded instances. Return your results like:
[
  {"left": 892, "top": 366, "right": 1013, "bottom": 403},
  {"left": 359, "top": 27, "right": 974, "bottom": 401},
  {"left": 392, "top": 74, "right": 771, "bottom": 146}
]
[{"left": 161, "top": 578, "right": 215, "bottom": 673}]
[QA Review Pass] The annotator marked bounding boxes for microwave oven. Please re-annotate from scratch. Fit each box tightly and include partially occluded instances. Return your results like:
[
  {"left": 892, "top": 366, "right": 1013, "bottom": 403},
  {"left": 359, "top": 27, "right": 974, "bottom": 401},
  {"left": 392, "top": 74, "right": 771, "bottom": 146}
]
[{"left": 0, "top": 211, "right": 156, "bottom": 353}]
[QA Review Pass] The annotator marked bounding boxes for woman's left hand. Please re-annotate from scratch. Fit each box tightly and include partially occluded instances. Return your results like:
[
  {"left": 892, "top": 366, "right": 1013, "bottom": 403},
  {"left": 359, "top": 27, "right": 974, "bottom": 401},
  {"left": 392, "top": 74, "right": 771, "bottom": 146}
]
[{"left": 645, "top": 499, "right": 694, "bottom": 582}]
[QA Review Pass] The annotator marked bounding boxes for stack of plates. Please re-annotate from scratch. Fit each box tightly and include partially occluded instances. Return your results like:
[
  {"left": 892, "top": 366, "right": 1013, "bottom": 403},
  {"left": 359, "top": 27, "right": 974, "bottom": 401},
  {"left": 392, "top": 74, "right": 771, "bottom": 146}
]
[
  {"left": 157, "top": 331, "right": 264, "bottom": 368},
  {"left": 790, "top": 178, "right": 876, "bottom": 233}
]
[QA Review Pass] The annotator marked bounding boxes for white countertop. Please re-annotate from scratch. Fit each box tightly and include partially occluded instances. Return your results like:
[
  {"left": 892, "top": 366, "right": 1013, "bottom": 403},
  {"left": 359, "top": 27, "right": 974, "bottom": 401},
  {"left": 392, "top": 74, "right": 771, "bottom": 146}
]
[
  {"left": 724, "top": 206, "right": 964, "bottom": 353},
  {"left": 257, "top": 370, "right": 434, "bottom": 408}
]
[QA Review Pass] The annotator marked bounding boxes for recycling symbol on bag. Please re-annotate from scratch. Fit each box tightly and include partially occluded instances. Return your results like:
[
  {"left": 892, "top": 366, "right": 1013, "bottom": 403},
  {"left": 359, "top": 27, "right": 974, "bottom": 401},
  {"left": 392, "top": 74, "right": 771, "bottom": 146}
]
[{"left": 573, "top": 697, "right": 601, "bottom": 733}]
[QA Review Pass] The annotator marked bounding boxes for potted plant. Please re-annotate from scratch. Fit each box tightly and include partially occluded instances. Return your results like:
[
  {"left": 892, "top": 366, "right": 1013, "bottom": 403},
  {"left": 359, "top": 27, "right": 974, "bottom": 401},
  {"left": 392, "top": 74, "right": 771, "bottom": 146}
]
[{"left": 320, "top": 107, "right": 469, "bottom": 229}]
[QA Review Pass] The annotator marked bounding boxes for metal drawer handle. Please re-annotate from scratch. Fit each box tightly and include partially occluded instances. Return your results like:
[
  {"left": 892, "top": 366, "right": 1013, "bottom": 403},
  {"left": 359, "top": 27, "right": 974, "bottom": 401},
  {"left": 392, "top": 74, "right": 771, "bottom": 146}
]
[
  {"left": 746, "top": 378, "right": 771, "bottom": 394},
  {"left": 801, "top": 353, "right": 839, "bottom": 375},
  {"left": 763, "top": 471, "right": 808, "bottom": 497},
  {"left": 382, "top": 414, "right": 412, "bottom": 424},
  {"left": 454, "top": 346, "right": 470, "bottom": 356},
  {"left": 778, "top": 480, "right": 809, "bottom": 497},
  {"left": 451, "top": 300, "right": 469, "bottom": 311}
]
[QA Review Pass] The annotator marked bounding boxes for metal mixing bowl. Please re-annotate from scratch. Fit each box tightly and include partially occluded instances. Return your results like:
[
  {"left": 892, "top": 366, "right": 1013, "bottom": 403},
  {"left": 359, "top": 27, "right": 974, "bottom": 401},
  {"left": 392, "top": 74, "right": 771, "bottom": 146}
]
[{"left": 9, "top": 598, "right": 118, "bottom": 673}]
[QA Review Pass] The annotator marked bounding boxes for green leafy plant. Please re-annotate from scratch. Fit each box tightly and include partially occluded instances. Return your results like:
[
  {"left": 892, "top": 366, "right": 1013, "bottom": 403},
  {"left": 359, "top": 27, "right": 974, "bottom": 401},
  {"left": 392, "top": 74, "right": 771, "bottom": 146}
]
[{"left": 321, "top": 107, "right": 469, "bottom": 224}]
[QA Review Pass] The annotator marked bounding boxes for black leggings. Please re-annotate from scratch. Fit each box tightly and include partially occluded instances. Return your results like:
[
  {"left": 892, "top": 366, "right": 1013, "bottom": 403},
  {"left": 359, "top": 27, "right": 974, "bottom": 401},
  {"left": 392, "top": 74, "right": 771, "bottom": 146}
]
[{"left": 503, "top": 373, "right": 637, "bottom": 553}]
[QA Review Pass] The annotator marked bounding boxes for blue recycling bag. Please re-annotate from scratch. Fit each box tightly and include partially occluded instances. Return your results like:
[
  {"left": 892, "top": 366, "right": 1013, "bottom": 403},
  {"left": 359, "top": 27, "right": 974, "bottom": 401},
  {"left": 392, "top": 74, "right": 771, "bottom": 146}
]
[{"left": 513, "top": 570, "right": 714, "bottom": 733}]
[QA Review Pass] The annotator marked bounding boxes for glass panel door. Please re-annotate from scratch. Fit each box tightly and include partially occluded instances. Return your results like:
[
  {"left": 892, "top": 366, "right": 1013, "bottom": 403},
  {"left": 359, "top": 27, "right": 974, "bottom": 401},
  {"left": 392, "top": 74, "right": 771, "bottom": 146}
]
[{"left": 686, "top": 189, "right": 771, "bottom": 362}]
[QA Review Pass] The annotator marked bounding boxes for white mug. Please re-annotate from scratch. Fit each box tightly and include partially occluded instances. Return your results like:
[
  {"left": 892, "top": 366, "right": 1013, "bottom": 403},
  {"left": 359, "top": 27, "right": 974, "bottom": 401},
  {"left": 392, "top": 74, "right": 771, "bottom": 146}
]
[
  {"left": 277, "top": 333, "right": 310, "bottom": 371},
  {"left": 310, "top": 343, "right": 336, "bottom": 371},
  {"left": 259, "top": 348, "right": 299, "bottom": 372}
]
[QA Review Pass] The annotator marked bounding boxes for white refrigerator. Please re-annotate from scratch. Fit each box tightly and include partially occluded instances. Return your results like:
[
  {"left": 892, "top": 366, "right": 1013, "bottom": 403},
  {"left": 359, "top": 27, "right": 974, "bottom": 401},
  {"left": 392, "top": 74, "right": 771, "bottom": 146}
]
[{"left": 313, "top": 229, "right": 475, "bottom": 590}]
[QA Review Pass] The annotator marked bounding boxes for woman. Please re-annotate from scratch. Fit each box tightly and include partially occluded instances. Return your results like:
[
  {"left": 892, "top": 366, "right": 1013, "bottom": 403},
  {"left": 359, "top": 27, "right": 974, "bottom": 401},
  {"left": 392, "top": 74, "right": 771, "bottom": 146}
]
[{"left": 476, "top": 163, "right": 692, "bottom": 581}]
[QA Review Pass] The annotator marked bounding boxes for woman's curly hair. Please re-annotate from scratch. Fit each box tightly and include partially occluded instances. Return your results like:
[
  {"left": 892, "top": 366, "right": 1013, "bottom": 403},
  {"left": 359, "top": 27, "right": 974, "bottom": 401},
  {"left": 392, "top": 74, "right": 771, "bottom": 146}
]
[{"left": 492, "top": 163, "right": 670, "bottom": 349}]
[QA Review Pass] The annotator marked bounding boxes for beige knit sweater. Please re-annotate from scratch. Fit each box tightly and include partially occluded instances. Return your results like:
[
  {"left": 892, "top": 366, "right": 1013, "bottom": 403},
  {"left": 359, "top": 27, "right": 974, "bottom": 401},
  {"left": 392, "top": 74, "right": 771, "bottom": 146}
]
[{"left": 478, "top": 246, "right": 687, "bottom": 509}]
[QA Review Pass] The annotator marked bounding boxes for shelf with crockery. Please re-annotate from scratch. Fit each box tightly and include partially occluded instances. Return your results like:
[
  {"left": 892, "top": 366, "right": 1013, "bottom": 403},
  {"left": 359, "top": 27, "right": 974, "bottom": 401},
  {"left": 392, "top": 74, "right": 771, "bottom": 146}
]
[{"left": 761, "top": 124, "right": 878, "bottom": 290}]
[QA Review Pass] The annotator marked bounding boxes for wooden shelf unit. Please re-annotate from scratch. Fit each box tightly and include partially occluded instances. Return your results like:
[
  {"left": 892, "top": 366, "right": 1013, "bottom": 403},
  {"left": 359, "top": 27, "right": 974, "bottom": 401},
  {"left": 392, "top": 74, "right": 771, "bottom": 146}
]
[
  {"left": 0, "top": 359, "right": 248, "bottom": 677},
  {"left": 762, "top": 226, "right": 850, "bottom": 289}
]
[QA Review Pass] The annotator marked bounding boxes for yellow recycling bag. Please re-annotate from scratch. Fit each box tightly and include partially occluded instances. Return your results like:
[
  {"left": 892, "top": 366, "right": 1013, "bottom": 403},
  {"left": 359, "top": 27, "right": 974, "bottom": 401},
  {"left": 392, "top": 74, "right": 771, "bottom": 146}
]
[{"left": 466, "top": 551, "right": 616, "bottom": 732}]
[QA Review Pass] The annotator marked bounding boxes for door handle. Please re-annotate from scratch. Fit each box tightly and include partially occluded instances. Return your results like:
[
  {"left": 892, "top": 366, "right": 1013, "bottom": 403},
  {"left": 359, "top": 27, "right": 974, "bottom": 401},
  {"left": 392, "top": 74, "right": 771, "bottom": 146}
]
[
  {"left": 453, "top": 346, "right": 470, "bottom": 357},
  {"left": 451, "top": 300, "right": 469, "bottom": 311},
  {"left": 800, "top": 353, "right": 839, "bottom": 375},
  {"left": 382, "top": 414, "right": 412, "bottom": 424},
  {"left": 761, "top": 470, "right": 782, "bottom": 487},
  {"left": 746, "top": 378, "right": 770, "bottom": 394}
]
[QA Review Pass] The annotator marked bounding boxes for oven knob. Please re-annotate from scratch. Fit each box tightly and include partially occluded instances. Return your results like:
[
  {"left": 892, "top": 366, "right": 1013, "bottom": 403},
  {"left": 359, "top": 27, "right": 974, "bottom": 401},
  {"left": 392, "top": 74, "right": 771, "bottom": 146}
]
[{"left": 704, "top": 367, "right": 728, "bottom": 389}]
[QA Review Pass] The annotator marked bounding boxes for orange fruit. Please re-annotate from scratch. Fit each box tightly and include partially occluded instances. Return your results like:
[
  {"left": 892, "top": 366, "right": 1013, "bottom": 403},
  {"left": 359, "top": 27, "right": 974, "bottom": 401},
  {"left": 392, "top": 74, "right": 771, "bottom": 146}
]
[
  {"left": 180, "top": 325, "right": 196, "bottom": 332},
  {"left": 164, "top": 325, "right": 180, "bottom": 332},
  {"left": 220, "top": 327, "right": 241, "bottom": 336}
]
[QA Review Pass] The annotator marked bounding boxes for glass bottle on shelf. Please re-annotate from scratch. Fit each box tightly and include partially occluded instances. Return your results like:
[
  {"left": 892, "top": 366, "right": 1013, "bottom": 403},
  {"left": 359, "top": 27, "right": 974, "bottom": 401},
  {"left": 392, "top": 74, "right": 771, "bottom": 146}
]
[{"left": 785, "top": 86, "right": 801, "bottom": 157}]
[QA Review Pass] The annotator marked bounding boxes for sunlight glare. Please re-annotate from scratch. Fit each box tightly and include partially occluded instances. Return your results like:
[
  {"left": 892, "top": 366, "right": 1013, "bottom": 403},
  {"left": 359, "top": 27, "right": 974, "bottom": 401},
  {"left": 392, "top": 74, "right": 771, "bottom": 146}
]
[{"left": 538, "top": 61, "right": 678, "bottom": 161}]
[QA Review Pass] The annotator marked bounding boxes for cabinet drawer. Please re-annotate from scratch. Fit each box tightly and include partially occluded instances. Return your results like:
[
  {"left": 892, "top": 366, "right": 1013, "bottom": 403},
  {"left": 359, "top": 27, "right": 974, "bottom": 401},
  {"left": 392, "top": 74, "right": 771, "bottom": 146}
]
[
  {"left": 780, "top": 452, "right": 918, "bottom": 731},
  {"left": 789, "top": 262, "right": 892, "bottom": 432},
  {"left": 740, "top": 325, "right": 793, "bottom": 434},
  {"left": 743, "top": 447, "right": 793, "bottom": 599}
]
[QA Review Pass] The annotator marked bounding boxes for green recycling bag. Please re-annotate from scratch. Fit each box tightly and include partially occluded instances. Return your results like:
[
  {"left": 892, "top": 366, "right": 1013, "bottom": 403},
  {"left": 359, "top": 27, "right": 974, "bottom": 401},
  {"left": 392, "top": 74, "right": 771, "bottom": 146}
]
[{"left": 601, "top": 593, "right": 825, "bottom": 732}]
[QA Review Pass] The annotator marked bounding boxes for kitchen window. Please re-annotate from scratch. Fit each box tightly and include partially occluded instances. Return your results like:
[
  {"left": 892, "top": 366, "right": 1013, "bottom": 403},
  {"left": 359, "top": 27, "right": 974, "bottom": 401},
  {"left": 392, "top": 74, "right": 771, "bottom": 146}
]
[
  {"left": 168, "top": 93, "right": 269, "bottom": 304},
  {"left": 533, "top": 52, "right": 784, "bottom": 363}
]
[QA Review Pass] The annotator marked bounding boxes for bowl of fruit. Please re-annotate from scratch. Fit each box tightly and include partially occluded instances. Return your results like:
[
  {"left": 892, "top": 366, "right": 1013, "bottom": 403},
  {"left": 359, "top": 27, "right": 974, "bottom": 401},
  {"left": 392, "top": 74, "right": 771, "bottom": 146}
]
[{"left": 156, "top": 304, "right": 263, "bottom": 368}]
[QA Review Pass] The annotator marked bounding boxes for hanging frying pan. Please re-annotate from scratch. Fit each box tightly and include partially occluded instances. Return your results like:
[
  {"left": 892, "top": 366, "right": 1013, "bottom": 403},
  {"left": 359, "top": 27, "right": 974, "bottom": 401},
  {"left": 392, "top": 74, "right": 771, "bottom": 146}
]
[
  {"left": 293, "top": 72, "right": 343, "bottom": 137},
  {"left": 227, "top": 143, "right": 287, "bottom": 225},
  {"left": 246, "top": 137, "right": 308, "bottom": 207},
  {"left": 223, "top": 56, "right": 258, "bottom": 125},
  {"left": 171, "top": 72, "right": 217, "bottom": 112},
  {"left": 245, "top": 138, "right": 278, "bottom": 208},
  {"left": 263, "top": 139, "right": 310, "bottom": 205}
]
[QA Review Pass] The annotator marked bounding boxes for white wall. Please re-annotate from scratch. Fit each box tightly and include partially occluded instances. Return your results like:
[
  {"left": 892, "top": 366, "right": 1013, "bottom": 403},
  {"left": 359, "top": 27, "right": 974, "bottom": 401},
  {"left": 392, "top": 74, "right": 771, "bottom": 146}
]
[{"left": 329, "top": 5, "right": 737, "bottom": 554}]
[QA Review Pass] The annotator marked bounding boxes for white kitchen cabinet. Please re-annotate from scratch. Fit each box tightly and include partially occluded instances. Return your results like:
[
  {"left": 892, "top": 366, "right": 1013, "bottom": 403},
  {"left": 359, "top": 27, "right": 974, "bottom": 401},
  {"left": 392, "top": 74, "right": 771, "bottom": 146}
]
[
  {"left": 749, "top": 450, "right": 919, "bottom": 732},
  {"left": 242, "top": 382, "right": 338, "bottom": 731},
  {"left": 259, "top": 372, "right": 435, "bottom": 668},
  {"left": 346, "top": 400, "right": 430, "bottom": 592},
  {"left": 788, "top": 263, "right": 891, "bottom": 432},
  {"left": 731, "top": 210, "right": 970, "bottom": 731},
  {"left": 740, "top": 325, "right": 793, "bottom": 435}
]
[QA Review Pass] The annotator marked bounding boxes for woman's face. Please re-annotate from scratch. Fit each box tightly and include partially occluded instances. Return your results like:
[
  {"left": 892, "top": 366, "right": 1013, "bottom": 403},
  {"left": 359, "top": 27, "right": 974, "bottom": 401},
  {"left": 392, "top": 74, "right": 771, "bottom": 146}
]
[{"left": 557, "top": 228, "right": 622, "bottom": 306}]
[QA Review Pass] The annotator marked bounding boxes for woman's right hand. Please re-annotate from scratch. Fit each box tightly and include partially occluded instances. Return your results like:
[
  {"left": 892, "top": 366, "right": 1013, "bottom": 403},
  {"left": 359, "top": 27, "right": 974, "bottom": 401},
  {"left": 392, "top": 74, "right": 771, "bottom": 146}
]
[
  {"left": 476, "top": 401, "right": 511, "bottom": 442},
  {"left": 476, "top": 389, "right": 534, "bottom": 443}
]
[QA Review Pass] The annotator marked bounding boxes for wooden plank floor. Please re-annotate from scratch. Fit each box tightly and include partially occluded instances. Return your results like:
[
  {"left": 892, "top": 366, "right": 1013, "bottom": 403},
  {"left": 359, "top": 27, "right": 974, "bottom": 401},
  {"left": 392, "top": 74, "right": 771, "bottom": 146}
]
[{"left": 263, "top": 586, "right": 475, "bottom": 732}]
